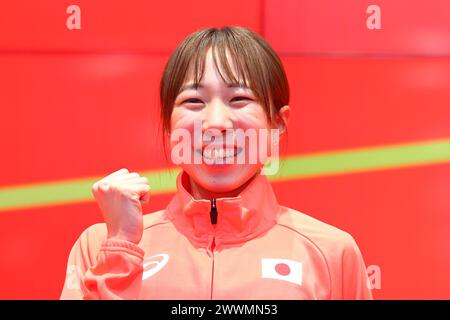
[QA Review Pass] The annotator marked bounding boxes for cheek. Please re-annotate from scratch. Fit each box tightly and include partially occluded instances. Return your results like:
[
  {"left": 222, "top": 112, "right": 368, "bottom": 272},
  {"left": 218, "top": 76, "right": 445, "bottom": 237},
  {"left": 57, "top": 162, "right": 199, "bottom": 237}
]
[
  {"left": 233, "top": 106, "right": 276, "bottom": 163},
  {"left": 234, "top": 104, "right": 269, "bottom": 130},
  {"left": 169, "top": 109, "right": 208, "bottom": 160},
  {"left": 170, "top": 108, "right": 196, "bottom": 130}
]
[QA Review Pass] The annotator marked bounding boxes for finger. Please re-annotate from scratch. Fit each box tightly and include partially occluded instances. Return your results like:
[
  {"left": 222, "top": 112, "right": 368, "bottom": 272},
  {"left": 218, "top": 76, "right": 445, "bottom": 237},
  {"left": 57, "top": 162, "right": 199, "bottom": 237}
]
[
  {"left": 121, "top": 184, "right": 150, "bottom": 197},
  {"left": 107, "top": 172, "right": 140, "bottom": 183},
  {"left": 121, "top": 177, "right": 149, "bottom": 185},
  {"left": 95, "top": 176, "right": 145, "bottom": 193}
]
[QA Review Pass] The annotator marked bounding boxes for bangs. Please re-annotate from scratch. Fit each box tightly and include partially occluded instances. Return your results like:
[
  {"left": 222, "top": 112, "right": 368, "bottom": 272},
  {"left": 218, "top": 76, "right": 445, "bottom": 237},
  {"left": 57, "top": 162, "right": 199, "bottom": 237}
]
[{"left": 188, "top": 31, "right": 252, "bottom": 91}]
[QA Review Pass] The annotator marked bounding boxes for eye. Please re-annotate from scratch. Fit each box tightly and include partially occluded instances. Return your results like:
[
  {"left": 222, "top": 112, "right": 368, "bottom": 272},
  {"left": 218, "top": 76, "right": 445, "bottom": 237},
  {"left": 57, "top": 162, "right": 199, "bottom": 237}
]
[
  {"left": 183, "top": 98, "right": 203, "bottom": 104},
  {"left": 180, "top": 98, "right": 204, "bottom": 111},
  {"left": 231, "top": 96, "right": 251, "bottom": 102},
  {"left": 230, "top": 96, "right": 253, "bottom": 107},
  {"left": 180, "top": 98, "right": 204, "bottom": 109}
]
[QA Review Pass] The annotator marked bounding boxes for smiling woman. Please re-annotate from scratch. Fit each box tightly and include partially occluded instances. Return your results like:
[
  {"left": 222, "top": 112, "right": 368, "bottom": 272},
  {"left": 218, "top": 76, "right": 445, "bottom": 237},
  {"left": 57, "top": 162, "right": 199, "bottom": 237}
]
[
  {"left": 60, "top": 26, "right": 373, "bottom": 300},
  {"left": 165, "top": 27, "right": 290, "bottom": 199}
]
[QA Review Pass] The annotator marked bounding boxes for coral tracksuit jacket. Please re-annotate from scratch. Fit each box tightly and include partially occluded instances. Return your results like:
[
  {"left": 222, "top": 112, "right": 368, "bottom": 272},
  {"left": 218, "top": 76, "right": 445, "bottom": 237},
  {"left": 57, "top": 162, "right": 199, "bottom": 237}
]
[{"left": 60, "top": 170, "right": 373, "bottom": 300}]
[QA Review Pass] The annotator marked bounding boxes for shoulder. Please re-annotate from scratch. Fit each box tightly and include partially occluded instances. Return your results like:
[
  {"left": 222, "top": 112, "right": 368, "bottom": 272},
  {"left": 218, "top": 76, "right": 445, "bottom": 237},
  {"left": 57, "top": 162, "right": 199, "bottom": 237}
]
[
  {"left": 276, "top": 206, "right": 360, "bottom": 258},
  {"left": 276, "top": 207, "right": 372, "bottom": 299}
]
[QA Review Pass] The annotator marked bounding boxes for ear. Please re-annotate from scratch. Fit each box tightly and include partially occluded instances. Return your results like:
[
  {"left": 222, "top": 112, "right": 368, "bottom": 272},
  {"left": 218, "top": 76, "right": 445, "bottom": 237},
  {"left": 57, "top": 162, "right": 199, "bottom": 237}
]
[{"left": 274, "top": 105, "right": 290, "bottom": 134}]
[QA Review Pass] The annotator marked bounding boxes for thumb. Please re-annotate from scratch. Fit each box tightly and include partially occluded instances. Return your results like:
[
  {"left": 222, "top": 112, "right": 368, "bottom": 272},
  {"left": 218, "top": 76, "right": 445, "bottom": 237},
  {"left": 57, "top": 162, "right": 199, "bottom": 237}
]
[{"left": 140, "top": 190, "right": 150, "bottom": 204}]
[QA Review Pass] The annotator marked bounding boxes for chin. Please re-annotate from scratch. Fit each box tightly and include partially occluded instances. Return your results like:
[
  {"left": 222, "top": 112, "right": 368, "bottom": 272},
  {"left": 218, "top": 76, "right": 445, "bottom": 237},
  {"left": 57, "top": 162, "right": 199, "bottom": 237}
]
[{"left": 183, "top": 164, "right": 261, "bottom": 194}]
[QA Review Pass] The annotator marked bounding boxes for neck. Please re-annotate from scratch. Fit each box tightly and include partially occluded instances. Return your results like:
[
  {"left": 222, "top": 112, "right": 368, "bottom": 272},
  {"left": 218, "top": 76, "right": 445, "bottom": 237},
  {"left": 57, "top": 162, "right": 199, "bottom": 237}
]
[{"left": 189, "top": 172, "right": 260, "bottom": 200}]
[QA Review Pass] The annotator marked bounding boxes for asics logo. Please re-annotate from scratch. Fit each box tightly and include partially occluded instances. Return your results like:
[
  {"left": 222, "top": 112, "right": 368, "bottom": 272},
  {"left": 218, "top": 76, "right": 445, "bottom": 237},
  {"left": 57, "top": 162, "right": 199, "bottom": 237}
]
[{"left": 142, "top": 253, "right": 169, "bottom": 281}]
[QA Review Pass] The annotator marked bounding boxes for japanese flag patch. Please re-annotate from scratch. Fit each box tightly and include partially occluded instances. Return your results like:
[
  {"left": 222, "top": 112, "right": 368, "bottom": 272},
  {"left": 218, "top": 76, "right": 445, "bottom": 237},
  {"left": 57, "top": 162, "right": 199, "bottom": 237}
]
[{"left": 261, "top": 258, "right": 302, "bottom": 286}]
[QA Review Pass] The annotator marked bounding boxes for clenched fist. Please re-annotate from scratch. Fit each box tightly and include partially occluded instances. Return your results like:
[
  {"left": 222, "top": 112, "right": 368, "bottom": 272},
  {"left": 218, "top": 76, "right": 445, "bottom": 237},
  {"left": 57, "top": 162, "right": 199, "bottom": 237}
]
[{"left": 91, "top": 168, "right": 150, "bottom": 244}]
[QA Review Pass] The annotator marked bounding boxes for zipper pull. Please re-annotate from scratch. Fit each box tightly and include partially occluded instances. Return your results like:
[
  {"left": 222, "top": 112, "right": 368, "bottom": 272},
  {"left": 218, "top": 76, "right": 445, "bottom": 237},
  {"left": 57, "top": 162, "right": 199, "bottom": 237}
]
[{"left": 210, "top": 198, "right": 218, "bottom": 224}]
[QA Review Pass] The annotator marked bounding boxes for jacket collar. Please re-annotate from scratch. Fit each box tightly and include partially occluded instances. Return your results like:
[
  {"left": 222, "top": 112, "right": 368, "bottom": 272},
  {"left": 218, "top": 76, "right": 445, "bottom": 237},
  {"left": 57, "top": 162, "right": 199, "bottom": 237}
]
[{"left": 166, "top": 170, "right": 281, "bottom": 247}]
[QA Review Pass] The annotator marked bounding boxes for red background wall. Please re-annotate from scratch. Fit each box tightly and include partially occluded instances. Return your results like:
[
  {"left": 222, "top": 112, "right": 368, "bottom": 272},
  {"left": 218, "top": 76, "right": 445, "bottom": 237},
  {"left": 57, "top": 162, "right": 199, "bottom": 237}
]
[{"left": 0, "top": 0, "right": 449, "bottom": 299}]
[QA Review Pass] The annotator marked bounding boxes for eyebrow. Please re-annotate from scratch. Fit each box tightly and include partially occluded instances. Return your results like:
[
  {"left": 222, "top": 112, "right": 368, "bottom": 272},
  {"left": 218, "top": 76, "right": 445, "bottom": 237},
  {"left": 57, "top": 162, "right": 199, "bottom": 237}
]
[
  {"left": 179, "top": 82, "right": 251, "bottom": 93},
  {"left": 179, "top": 83, "right": 203, "bottom": 92},
  {"left": 227, "top": 83, "right": 250, "bottom": 89}
]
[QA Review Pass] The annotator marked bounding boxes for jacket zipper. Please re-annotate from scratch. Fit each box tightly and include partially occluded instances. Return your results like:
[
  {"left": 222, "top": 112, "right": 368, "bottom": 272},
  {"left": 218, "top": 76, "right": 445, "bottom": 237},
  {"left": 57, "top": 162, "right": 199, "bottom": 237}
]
[
  {"left": 209, "top": 235, "right": 216, "bottom": 300},
  {"left": 209, "top": 198, "right": 217, "bottom": 299},
  {"left": 210, "top": 198, "right": 218, "bottom": 224}
]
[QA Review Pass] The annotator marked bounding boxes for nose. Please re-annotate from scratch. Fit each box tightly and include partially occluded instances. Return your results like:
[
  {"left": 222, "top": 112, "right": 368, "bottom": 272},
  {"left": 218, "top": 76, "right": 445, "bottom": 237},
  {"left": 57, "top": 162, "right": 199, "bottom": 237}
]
[{"left": 202, "top": 99, "right": 234, "bottom": 133}]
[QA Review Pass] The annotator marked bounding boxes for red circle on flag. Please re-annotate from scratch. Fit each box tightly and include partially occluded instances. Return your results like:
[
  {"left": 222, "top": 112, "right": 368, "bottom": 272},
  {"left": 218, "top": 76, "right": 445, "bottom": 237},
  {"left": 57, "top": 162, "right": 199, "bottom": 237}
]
[{"left": 275, "top": 263, "right": 291, "bottom": 276}]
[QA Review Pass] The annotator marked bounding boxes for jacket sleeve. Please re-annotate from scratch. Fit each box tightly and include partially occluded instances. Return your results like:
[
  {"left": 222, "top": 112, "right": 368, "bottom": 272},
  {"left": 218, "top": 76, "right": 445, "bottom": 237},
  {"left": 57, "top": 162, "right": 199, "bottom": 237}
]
[
  {"left": 60, "top": 226, "right": 144, "bottom": 300},
  {"left": 341, "top": 235, "right": 373, "bottom": 300}
]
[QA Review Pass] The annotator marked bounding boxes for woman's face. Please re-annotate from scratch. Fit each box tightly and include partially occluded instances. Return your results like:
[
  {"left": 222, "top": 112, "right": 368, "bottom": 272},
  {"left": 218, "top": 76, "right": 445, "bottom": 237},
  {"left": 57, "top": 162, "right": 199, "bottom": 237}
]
[{"left": 169, "top": 48, "right": 288, "bottom": 195}]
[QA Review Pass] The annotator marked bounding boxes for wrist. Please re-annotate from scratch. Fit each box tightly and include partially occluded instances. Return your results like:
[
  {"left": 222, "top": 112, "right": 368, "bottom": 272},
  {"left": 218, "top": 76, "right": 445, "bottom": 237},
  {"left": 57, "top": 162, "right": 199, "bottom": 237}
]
[{"left": 108, "top": 231, "right": 142, "bottom": 244}]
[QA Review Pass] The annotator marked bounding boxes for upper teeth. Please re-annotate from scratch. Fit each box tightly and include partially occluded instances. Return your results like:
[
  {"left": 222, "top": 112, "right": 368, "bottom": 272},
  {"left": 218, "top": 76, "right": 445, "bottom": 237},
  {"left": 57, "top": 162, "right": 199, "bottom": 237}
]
[{"left": 203, "top": 148, "right": 235, "bottom": 159}]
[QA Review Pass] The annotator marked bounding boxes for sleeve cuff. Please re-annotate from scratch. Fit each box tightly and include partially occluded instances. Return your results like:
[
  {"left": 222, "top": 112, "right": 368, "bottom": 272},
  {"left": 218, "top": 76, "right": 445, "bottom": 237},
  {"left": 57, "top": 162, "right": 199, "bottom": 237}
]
[{"left": 100, "top": 239, "right": 145, "bottom": 259}]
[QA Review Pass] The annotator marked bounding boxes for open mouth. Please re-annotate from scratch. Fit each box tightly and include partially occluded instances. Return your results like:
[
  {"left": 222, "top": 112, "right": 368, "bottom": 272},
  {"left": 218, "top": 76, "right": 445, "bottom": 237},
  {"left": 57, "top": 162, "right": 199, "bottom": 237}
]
[{"left": 195, "top": 146, "right": 244, "bottom": 162}]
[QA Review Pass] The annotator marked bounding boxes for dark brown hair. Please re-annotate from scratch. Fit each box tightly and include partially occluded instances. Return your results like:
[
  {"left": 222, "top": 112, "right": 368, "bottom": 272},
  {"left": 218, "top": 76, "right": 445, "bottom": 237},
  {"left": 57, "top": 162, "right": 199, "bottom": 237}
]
[{"left": 159, "top": 26, "right": 290, "bottom": 135}]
